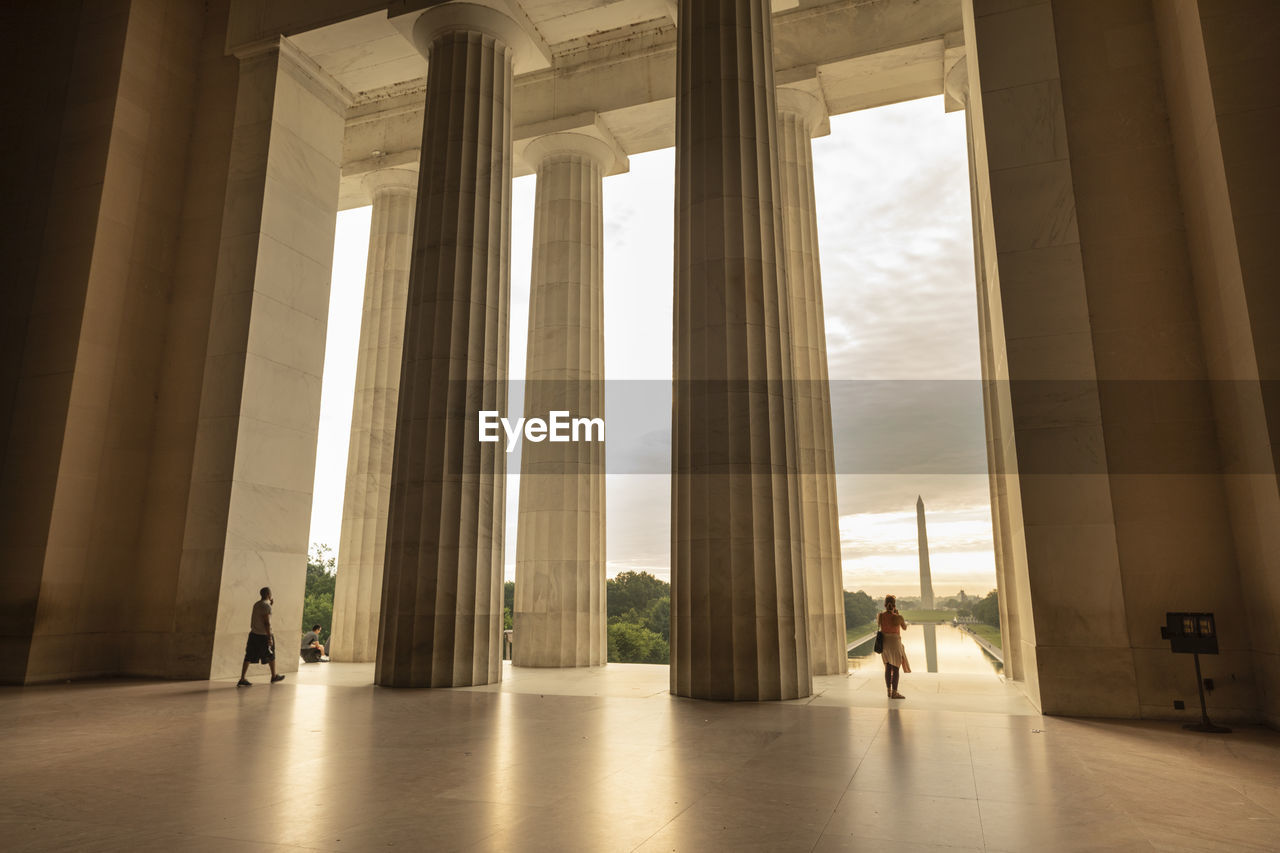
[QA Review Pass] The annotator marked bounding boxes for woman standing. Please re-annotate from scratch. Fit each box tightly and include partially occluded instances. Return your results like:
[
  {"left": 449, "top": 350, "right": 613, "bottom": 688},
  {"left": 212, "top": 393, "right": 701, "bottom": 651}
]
[{"left": 879, "top": 595, "right": 910, "bottom": 698}]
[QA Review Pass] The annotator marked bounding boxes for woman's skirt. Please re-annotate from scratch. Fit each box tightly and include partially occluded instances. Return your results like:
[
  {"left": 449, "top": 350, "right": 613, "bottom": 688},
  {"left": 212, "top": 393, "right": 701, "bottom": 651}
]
[{"left": 880, "top": 633, "right": 911, "bottom": 672}]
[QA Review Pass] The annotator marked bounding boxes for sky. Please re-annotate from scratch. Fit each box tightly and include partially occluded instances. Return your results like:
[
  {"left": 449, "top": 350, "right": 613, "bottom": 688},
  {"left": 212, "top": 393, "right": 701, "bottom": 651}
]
[{"left": 307, "top": 94, "right": 996, "bottom": 600}]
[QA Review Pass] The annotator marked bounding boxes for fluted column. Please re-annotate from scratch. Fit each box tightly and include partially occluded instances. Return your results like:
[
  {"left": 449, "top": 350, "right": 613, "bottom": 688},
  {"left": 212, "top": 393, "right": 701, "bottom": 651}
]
[
  {"left": 671, "top": 0, "right": 812, "bottom": 701},
  {"left": 513, "top": 133, "right": 617, "bottom": 667},
  {"left": 331, "top": 169, "right": 417, "bottom": 663},
  {"left": 376, "top": 3, "right": 519, "bottom": 688},
  {"left": 776, "top": 87, "right": 847, "bottom": 676}
]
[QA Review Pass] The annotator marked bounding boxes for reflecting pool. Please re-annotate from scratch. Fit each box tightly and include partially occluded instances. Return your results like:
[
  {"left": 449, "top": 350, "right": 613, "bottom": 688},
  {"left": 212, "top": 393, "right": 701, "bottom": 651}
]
[{"left": 848, "top": 623, "right": 1003, "bottom": 675}]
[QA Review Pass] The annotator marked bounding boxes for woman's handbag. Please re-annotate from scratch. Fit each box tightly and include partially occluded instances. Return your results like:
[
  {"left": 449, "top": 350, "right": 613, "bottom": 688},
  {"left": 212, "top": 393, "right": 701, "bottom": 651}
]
[{"left": 873, "top": 631, "right": 884, "bottom": 654}]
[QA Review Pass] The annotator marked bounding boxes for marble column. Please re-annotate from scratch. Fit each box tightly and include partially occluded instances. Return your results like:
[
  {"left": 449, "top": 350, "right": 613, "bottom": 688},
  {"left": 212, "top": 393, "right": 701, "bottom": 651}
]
[
  {"left": 671, "top": 0, "right": 811, "bottom": 701},
  {"left": 513, "top": 133, "right": 616, "bottom": 667},
  {"left": 331, "top": 169, "right": 416, "bottom": 663},
  {"left": 375, "top": 3, "right": 519, "bottom": 688},
  {"left": 776, "top": 86, "right": 847, "bottom": 676}
]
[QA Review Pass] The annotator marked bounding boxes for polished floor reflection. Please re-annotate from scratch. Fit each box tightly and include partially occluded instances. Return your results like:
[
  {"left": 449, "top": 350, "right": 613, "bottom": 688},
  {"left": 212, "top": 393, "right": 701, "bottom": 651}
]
[
  {"left": 2, "top": 663, "right": 1277, "bottom": 851},
  {"left": 847, "top": 623, "right": 1004, "bottom": 675}
]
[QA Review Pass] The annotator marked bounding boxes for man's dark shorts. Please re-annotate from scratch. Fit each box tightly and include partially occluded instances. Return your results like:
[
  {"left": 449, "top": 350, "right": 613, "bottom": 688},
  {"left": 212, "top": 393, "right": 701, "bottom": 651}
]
[{"left": 244, "top": 632, "right": 274, "bottom": 664}]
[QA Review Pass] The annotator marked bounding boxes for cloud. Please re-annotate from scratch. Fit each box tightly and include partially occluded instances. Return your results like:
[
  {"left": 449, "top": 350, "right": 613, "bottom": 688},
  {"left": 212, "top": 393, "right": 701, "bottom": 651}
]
[
  {"left": 813, "top": 97, "right": 979, "bottom": 384},
  {"left": 810, "top": 97, "right": 996, "bottom": 592}
]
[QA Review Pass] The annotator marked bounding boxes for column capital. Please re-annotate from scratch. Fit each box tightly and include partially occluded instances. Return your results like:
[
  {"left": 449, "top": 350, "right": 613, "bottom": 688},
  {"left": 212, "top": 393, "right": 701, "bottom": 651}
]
[
  {"left": 398, "top": 1, "right": 551, "bottom": 73},
  {"left": 944, "top": 44, "right": 969, "bottom": 112},
  {"left": 776, "top": 85, "right": 829, "bottom": 138},
  {"left": 522, "top": 132, "right": 622, "bottom": 176},
  {"left": 515, "top": 112, "right": 629, "bottom": 177},
  {"left": 361, "top": 167, "right": 418, "bottom": 199}
]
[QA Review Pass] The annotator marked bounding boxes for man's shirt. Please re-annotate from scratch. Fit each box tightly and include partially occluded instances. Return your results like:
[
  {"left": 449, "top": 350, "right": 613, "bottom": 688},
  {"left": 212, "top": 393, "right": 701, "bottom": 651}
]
[{"left": 250, "top": 599, "right": 272, "bottom": 635}]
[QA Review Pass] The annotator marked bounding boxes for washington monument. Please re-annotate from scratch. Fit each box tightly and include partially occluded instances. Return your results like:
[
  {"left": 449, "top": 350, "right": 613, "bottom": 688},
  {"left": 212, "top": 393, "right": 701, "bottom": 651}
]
[{"left": 917, "top": 495, "right": 934, "bottom": 609}]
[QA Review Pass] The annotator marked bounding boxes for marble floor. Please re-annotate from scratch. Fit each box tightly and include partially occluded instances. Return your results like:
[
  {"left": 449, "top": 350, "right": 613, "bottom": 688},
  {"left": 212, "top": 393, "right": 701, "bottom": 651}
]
[{"left": 2, "top": 662, "right": 1277, "bottom": 852}]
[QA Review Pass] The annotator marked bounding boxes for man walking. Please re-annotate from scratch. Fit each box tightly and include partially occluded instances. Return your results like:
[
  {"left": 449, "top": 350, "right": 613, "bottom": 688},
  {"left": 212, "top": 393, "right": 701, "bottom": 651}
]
[{"left": 238, "top": 587, "right": 286, "bottom": 687}]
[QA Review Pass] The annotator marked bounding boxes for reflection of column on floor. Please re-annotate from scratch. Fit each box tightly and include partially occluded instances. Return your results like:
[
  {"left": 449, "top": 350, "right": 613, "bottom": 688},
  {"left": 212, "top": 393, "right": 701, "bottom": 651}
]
[
  {"left": 376, "top": 4, "right": 521, "bottom": 688},
  {"left": 331, "top": 168, "right": 416, "bottom": 663},
  {"left": 923, "top": 622, "right": 938, "bottom": 673},
  {"left": 670, "top": 0, "right": 811, "bottom": 701},
  {"left": 776, "top": 85, "right": 846, "bottom": 677},
  {"left": 514, "top": 130, "right": 622, "bottom": 667}
]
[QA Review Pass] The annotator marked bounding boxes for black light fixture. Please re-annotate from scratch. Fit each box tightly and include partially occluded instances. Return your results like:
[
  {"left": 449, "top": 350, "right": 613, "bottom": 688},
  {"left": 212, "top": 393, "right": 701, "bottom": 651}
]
[{"left": 1161, "top": 612, "right": 1230, "bottom": 733}]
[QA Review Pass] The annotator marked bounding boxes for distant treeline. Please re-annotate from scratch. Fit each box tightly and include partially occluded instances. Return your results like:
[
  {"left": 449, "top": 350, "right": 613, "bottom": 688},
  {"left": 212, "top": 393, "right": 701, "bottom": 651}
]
[
  {"left": 844, "top": 588, "right": 1000, "bottom": 631},
  {"left": 307, "top": 552, "right": 1000, "bottom": 664},
  {"left": 844, "top": 590, "right": 879, "bottom": 630}
]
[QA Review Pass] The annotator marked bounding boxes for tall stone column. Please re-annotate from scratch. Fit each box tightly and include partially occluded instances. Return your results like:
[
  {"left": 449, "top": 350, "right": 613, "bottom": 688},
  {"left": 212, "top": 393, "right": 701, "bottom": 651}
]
[
  {"left": 513, "top": 133, "right": 617, "bottom": 667},
  {"left": 174, "top": 39, "right": 347, "bottom": 680},
  {"left": 671, "top": 0, "right": 811, "bottom": 701},
  {"left": 776, "top": 86, "right": 847, "bottom": 676},
  {"left": 948, "top": 53, "right": 1024, "bottom": 681},
  {"left": 331, "top": 169, "right": 416, "bottom": 663},
  {"left": 376, "top": 3, "right": 520, "bottom": 688}
]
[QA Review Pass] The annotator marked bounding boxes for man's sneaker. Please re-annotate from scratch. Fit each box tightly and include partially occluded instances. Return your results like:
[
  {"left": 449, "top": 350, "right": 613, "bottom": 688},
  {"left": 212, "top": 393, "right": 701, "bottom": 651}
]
[
  {"left": 237, "top": 679, "right": 251, "bottom": 687},
  {"left": 271, "top": 674, "right": 286, "bottom": 683}
]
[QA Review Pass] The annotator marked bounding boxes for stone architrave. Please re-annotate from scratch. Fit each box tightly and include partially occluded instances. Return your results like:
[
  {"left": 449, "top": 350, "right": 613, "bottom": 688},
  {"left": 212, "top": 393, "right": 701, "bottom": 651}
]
[
  {"left": 670, "top": 0, "right": 812, "bottom": 701},
  {"left": 331, "top": 169, "right": 416, "bottom": 663},
  {"left": 375, "top": 3, "right": 523, "bottom": 688},
  {"left": 513, "top": 133, "right": 617, "bottom": 667},
  {"left": 776, "top": 86, "right": 847, "bottom": 676}
]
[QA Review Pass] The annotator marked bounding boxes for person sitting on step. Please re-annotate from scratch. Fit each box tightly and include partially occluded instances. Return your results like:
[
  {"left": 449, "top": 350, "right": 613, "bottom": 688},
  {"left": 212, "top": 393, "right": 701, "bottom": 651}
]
[{"left": 300, "top": 624, "right": 327, "bottom": 663}]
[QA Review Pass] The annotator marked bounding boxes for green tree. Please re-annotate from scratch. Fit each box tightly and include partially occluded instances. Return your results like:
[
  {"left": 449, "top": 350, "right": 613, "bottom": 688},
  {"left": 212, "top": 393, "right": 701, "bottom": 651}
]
[
  {"left": 303, "top": 543, "right": 337, "bottom": 642},
  {"left": 607, "top": 571, "right": 670, "bottom": 618},
  {"left": 502, "top": 581, "right": 515, "bottom": 631},
  {"left": 608, "top": 621, "right": 669, "bottom": 664},
  {"left": 843, "top": 589, "right": 878, "bottom": 628},
  {"left": 971, "top": 589, "right": 1000, "bottom": 628},
  {"left": 642, "top": 596, "right": 670, "bottom": 643}
]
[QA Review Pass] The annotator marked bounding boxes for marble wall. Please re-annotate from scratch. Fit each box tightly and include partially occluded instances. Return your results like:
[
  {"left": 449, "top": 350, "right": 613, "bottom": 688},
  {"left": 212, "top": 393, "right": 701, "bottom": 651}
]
[
  {"left": 131, "top": 0, "right": 240, "bottom": 678},
  {"left": 967, "top": 0, "right": 1279, "bottom": 722},
  {"left": 1152, "top": 0, "right": 1280, "bottom": 727},
  {"left": 0, "top": 0, "right": 117, "bottom": 683},
  {"left": 1053, "top": 0, "right": 1255, "bottom": 721},
  {"left": 0, "top": 0, "right": 343, "bottom": 684},
  {"left": 0, "top": 0, "right": 214, "bottom": 682}
]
